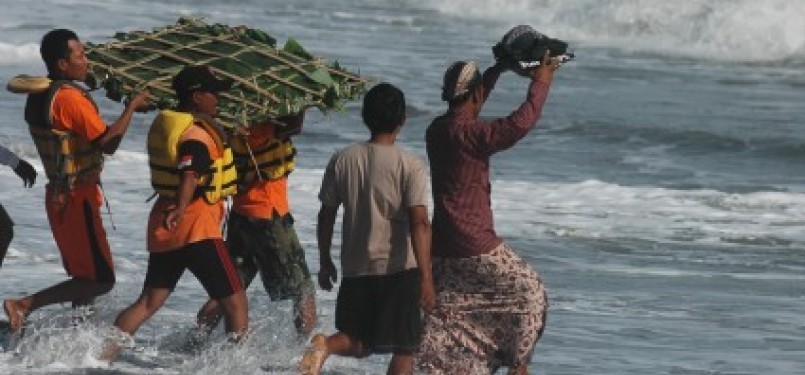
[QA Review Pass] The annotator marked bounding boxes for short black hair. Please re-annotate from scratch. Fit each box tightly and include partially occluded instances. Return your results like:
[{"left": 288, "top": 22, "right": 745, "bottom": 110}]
[
  {"left": 176, "top": 91, "right": 193, "bottom": 110},
  {"left": 362, "top": 82, "right": 405, "bottom": 135},
  {"left": 175, "top": 72, "right": 196, "bottom": 109},
  {"left": 40, "top": 29, "right": 79, "bottom": 75}
]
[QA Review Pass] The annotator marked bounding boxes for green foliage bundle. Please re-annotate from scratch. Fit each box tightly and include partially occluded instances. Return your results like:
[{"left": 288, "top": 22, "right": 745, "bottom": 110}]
[{"left": 86, "top": 17, "right": 367, "bottom": 126}]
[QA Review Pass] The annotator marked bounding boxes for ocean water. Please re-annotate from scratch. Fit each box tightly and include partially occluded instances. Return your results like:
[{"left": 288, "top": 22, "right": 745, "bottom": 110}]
[{"left": 0, "top": 0, "right": 803, "bottom": 374}]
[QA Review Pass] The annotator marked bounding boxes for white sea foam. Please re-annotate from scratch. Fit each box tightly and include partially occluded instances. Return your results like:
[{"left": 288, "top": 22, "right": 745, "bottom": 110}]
[
  {"left": 489, "top": 178, "right": 805, "bottom": 248},
  {"left": 331, "top": 11, "right": 419, "bottom": 27},
  {"left": 416, "top": 0, "right": 805, "bottom": 62},
  {"left": 5, "top": 159, "right": 803, "bottom": 257},
  {"left": 224, "top": 168, "right": 805, "bottom": 251},
  {"left": 0, "top": 42, "right": 40, "bottom": 65}
]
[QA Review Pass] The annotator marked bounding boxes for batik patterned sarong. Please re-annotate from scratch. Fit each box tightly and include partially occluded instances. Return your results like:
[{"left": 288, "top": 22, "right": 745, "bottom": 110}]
[{"left": 417, "top": 242, "right": 548, "bottom": 374}]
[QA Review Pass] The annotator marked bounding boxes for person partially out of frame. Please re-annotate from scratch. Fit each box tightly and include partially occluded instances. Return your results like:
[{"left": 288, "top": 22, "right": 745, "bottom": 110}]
[{"left": 0, "top": 145, "right": 37, "bottom": 268}]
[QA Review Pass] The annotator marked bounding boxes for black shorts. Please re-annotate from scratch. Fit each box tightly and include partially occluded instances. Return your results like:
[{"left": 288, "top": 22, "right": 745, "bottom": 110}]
[
  {"left": 335, "top": 268, "right": 423, "bottom": 354},
  {"left": 0, "top": 204, "right": 13, "bottom": 228},
  {"left": 144, "top": 238, "right": 242, "bottom": 299},
  {"left": 0, "top": 204, "right": 13, "bottom": 266}
]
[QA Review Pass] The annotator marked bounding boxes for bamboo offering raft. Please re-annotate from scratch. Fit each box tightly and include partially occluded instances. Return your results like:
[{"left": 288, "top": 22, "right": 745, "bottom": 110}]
[{"left": 85, "top": 17, "right": 367, "bottom": 127}]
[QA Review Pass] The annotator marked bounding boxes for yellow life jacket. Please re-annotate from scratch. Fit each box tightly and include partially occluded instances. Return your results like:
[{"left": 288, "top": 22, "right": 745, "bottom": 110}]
[
  {"left": 147, "top": 110, "right": 238, "bottom": 204},
  {"left": 24, "top": 81, "right": 104, "bottom": 190},
  {"left": 230, "top": 134, "right": 296, "bottom": 186}
]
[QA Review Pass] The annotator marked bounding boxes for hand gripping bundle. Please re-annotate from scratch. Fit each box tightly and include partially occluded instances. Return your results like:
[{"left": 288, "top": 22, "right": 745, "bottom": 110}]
[{"left": 493, "top": 25, "right": 573, "bottom": 76}]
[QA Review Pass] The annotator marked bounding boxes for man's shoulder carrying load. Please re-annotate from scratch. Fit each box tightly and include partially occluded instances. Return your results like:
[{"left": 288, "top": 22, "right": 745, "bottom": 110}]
[
  {"left": 6, "top": 75, "right": 51, "bottom": 94},
  {"left": 7, "top": 74, "right": 99, "bottom": 95}
]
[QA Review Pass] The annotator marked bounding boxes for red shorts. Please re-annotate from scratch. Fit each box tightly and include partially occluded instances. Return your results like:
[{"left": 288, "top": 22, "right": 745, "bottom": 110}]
[{"left": 45, "top": 183, "right": 115, "bottom": 282}]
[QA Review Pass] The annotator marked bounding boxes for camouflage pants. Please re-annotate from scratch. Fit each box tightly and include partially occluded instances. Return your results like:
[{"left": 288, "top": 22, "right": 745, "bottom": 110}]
[{"left": 226, "top": 211, "right": 315, "bottom": 301}]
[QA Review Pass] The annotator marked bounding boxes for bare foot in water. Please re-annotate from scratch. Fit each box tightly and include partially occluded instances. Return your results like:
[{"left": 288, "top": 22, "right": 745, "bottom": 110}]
[
  {"left": 99, "top": 341, "right": 121, "bottom": 363},
  {"left": 3, "top": 299, "right": 25, "bottom": 334},
  {"left": 99, "top": 328, "right": 135, "bottom": 363},
  {"left": 299, "top": 334, "right": 328, "bottom": 375}
]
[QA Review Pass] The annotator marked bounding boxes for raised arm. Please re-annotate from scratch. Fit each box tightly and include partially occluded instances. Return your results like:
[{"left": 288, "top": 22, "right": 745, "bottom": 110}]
[
  {"left": 479, "top": 62, "right": 505, "bottom": 104},
  {"left": 470, "top": 53, "right": 560, "bottom": 156},
  {"left": 274, "top": 109, "right": 306, "bottom": 138}
]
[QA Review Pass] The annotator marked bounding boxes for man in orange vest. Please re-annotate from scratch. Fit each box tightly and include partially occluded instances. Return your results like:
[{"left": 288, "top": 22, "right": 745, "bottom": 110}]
[
  {"left": 3, "top": 29, "right": 149, "bottom": 334},
  {"left": 104, "top": 66, "right": 248, "bottom": 360},
  {"left": 192, "top": 110, "right": 317, "bottom": 337}
]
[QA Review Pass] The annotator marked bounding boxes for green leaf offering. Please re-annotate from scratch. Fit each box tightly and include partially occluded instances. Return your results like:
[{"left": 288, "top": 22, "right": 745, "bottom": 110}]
[{"left": 86, "top": 17, "right": 367, "bottom": 127}]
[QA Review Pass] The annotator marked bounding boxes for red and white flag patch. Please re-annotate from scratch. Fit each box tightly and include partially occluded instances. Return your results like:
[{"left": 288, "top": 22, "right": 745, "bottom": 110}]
[{"left": 178, "top": 154, "right": 193, "bottom": 170}]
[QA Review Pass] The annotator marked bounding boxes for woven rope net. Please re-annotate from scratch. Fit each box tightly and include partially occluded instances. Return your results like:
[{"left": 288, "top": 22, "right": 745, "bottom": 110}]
[{"left": 86, "top": 17, "right": 367, "bottom": 127}]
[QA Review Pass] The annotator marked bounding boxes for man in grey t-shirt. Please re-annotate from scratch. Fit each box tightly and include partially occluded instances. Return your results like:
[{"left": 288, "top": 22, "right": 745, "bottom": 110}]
[
  {"left": 301, "top": 83, "right": 435, "bottom": 375},
  {"left": 0, "top": 145, "right": 37, "bottom": 267}
]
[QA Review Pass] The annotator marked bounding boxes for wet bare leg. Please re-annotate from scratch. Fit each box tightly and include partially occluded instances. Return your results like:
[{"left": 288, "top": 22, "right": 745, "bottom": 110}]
[
  {"left": 387, "top": 353, "right": 414, "bottom": 375},
  {"left": 101, "top": 287, "right": 172, "bottom": 361},
  {"left": 4, "top": 279, "right": 113, "bottom": 333},
  {"left": 294, "top": 293, "right": 317, "bottom": 335},
  {"left": 301, "top": 332, "right": 369, "bottom": 375},
  {"left": 196, "top": 292, "right": 310, "bottom": 337},
  {"left": 217, "top": 290, "right": 248, "bottom": 340},
  {"left": 195, "top": 298, "right": 223, "bottom": 332},
  {"left": 192, "top": 262, "right": 254, "bottom": 336}
]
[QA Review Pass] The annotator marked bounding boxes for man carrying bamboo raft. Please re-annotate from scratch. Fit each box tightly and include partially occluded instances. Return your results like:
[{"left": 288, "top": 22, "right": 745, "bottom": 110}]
[
  {"left": 3, "top": 29, "right": 149, "bottom": 335},
  {"left": 103, "top": 65, "right": 249, "bottom": 360},
  {"left": 80, "top": 18, "right": 364, "bottom": 342},
  {"left": 193, "top": 107, "right": 318, "bottom": 338}
]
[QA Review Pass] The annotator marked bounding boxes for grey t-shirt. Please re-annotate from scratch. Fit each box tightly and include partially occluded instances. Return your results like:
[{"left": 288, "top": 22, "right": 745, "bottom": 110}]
[
  {"left": 319, "top": 141, "right": 428, "bottom": 277},
  {"left": 0, "top": 145, "right": 21, "bottom": 169}
]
